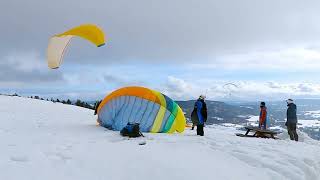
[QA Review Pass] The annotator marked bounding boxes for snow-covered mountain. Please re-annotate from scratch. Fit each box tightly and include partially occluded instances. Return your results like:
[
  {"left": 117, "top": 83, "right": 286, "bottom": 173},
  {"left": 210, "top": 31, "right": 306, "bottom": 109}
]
[{"left": 1, "top": 95, "right": 320, "bottom": 180}]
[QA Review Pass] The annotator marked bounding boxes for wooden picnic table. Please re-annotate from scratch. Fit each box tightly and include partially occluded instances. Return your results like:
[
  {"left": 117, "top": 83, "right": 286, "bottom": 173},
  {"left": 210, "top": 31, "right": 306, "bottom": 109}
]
[{"left": 236, "top": 126, "right": 278, "bottom": 139}]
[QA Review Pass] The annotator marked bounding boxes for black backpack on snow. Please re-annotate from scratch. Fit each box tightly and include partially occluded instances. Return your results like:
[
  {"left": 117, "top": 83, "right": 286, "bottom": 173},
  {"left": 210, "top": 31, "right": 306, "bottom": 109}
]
[{"left": 120, "top": 123, "right": 143, "bottom": 138}]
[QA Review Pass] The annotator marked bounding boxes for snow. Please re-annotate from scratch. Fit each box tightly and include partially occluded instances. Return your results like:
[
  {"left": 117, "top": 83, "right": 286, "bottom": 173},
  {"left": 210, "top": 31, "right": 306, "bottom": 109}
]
[
  {"left": 298, "top": 120, "right": 320, "bottom": 128},
  {"left": 246, "top": 115, "right": 259, "bottom": 122},
  {"left": 221, "top": 123, "right": 243, "bottom": 128},
  {"left": 269, "top": 126, "right": 283, "bottom": 130},
  {"left": 212, "top": 116, "right": 224, "bottom": 121},
  {"left": 304, "top": 110, "right": 320, "bottom": 118},
  {"left": 1, "top": 96, "right": 320, "bottom": 180},
  {"left": 246, "top": 115, "right": 259, "bottom": 126},
  {"left": 240, "top": 106, "right": 254, "bottom": 109},
  {"left": 238, "top": 115, "right": 249, "bottom": 118}
]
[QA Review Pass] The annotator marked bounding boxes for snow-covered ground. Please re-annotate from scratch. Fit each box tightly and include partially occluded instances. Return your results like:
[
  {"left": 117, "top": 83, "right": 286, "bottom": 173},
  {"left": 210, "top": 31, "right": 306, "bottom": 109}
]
[
  {"left": 246, "top": 115, "right": 259, "bottom": 126},
  {"left": 212, "top": 116, "right": 224, "bottom": 121},
  {"left": 304, "top": 110, "right": 320, "bottom": 118},
  {"left": 1, "top": 96, "right": 320, "bottom": 180},
  {"left": 298, "top": 120, "right": 320, "bottom": 128},
  {"left": 221, "top": 123, "right": 244, "bottom": 128},
  {"left": 240, "top": 106, "right": 254, "bottom": 109}
]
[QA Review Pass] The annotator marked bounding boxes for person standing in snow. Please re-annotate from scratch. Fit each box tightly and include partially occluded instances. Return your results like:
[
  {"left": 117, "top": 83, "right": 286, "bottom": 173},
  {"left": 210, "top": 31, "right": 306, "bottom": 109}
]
[
  {"left": 191, "top": 95, "right": 207, "bottom": 136},
  {"left": 259, "top": 102, "right": 267, "bottom": 130},
  {"left": 286, "top": 99, "right": 298, "bottom": 141}
]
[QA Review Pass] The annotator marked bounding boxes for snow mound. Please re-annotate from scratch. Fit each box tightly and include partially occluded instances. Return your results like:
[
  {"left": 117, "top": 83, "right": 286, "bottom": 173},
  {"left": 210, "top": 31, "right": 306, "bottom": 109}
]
[{"left": 0, "top": 96, "right": 320, "bottom": 180}]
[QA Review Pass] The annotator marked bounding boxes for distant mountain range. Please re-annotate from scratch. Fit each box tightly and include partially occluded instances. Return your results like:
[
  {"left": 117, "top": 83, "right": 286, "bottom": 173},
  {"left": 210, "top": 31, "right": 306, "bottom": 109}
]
[{"left": 176, "top": 100, "right": 258, "bottom": 124}]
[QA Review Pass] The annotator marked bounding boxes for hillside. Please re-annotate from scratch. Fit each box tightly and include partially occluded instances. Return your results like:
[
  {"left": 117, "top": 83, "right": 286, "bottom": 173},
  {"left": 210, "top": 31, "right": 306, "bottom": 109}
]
[{"left": 0, "top": 96, "right": 320, "bottom": 180}]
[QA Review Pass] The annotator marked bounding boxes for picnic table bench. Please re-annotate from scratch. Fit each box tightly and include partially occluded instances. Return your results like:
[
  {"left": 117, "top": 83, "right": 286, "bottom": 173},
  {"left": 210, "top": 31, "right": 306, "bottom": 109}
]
[{"left": 236, "top": 126, "right": 278, "bottom": 139}]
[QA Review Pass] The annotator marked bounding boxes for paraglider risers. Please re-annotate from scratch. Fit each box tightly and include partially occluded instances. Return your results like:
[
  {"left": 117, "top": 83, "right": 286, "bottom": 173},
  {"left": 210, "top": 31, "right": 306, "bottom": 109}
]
[
  {"left": 97, "top": 43, "right": 105, "bottom": 47},
  {"left": 236, "top": 127, "right": 278, "bottom": 139}
]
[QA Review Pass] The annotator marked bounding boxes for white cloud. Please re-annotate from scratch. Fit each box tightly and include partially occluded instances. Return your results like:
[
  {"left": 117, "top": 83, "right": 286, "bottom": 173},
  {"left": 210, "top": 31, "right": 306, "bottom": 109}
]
[
  {"left": 158, "top": 77, "right": 320, "bottom": 101},
  {"left": 190, "top": 46, "right": 320, "bottom": 71},
  {"left": 103, "top": 74, "right": 145, "bottom": 87},
  {"left": 160, "top": 76, "right": 198, "bottom": 100},
  {"left": 0, "top": 51, "right": 44, "bottom": 72},
  {"left": 0, "top": 51, "right": 64, "bottom": 86}
]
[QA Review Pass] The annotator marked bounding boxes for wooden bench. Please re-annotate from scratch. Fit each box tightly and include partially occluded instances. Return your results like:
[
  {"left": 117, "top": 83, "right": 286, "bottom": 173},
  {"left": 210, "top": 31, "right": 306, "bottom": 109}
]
[{"left": 236, "top": 126, "right": 278, "bottom": 139}]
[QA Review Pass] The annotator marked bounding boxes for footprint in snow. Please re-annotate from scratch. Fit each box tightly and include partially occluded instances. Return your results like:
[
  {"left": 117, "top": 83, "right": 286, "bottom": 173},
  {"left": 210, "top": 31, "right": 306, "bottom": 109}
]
[
  {"left": 10, "top": 156, "right": 29, "bottom": 162},
  {"left": 46, "top": 152, "right": 72, "bottom": 162}
]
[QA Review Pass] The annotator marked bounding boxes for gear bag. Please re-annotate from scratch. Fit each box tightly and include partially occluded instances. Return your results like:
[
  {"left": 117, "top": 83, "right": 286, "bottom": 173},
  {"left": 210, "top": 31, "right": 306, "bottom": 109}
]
[{"left": 120, "top": 123, "right": 143, "bottom": 138}]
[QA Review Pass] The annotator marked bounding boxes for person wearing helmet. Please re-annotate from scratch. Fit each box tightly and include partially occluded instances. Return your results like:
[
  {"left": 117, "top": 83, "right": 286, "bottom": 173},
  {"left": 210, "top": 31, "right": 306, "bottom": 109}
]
[
  {"left": 191, "top": 95, "right": 207, "bottom": 136},
  {"left": 259, "top": 102, "right": 267, "bottom": 130},
  {"left": 286, "top": 99, "right": 298, "bottom": 141}
]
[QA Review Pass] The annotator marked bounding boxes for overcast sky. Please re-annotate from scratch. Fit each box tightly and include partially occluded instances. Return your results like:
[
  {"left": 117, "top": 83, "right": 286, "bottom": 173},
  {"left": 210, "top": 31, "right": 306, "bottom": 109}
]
[{"left": 1, "top": 0, "right": 320, "bottom": 101}]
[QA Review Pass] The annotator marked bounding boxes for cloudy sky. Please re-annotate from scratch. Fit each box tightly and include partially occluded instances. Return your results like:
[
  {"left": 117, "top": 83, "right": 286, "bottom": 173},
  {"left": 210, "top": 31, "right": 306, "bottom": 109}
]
[{"left": 1, "top": 0, "right": 320, "bottom": 101}]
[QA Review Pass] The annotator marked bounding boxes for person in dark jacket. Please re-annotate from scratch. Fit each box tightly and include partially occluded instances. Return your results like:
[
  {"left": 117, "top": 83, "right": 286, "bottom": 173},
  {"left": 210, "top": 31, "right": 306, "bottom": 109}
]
[
  {"left": 286, "top": 99, "right": 298, "bottom": 141},
  {"left": 191, "top": 95, "right": 207, "bottom": 136},
  {"left": 259, "top": 102, "right": 267, "bottom": 130}
]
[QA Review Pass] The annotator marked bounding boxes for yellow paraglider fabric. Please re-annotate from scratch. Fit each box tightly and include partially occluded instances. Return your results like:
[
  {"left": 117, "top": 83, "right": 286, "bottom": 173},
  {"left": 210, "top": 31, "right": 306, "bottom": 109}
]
[
  {"left": 168, "top": 106, "right": 186, "bottom": 133},
  {"left": 150, "top": 90, "right": 167, "bottom": 133},
  {"left": 47, "top": 24, "right": 105, "bottom": 69},
  {"left": 56, "top": 24, "right": 105, "bottom": 47}
]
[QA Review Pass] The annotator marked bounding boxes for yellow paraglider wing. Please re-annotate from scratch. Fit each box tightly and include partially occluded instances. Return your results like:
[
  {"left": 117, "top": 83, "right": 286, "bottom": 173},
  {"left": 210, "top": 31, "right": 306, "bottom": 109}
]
[
  {"left": 47, "top": 24, "right": 105, "bottom": 69},
  {"left": 56, "top": 24, "right": 105, "bottom": 47}
]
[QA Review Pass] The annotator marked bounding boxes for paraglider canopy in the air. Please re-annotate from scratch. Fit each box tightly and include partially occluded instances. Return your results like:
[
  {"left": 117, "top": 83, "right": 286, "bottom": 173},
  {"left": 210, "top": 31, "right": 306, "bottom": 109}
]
[
  {"left": 47, "top": 24, "right": 106, "bottom": 69},
  {"left": 223, "top": 83, "right": 239, "bottom": 97}
]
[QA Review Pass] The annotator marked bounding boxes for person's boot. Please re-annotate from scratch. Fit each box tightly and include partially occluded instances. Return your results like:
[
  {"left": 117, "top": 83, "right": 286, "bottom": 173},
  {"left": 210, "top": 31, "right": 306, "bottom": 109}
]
[{"left": 294, "top": 132, "right": 299, "bottom": 141}]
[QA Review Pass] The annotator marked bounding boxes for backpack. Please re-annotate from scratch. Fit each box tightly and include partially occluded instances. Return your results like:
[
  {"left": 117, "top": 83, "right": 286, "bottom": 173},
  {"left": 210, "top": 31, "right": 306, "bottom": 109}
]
[{"left": 120, "top": 123, "right": 143, "bottom": 138}]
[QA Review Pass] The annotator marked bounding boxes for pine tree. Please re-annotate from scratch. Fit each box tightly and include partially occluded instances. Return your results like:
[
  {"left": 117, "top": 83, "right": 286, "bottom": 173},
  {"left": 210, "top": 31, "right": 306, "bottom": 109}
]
[
  {"left": 85, "top": 102, "right": 91, "bottom": 109},
  {"left": 66, "top": 99, "right": 72, "bottom": 104},
  {"left": 75, "top": 99, "right": 82, "bottom": 107}
]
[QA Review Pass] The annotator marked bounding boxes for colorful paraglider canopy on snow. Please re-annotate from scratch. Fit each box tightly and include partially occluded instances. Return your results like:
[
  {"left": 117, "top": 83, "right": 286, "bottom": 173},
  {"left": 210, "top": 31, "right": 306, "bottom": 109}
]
[
  {"left": 47, "top": 24, "right": 105, "bottom": 69},
  {"left": 97, "top": 86, "right": 186, "bottom": 133}
]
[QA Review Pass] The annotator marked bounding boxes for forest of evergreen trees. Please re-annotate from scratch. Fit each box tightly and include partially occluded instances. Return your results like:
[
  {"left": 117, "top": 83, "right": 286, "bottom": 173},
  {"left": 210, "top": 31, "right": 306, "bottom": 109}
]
[{"left": 1, "top": 93, "right": 99, "bottom": 110}]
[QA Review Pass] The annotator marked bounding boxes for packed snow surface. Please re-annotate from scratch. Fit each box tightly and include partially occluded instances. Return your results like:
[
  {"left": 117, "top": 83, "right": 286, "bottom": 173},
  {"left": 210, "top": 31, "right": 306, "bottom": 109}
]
[
  {"left": 304, "top": 110, "right": 320, "bottom": 118},
  {"left": 246, "top": 115, "right": 259, "bottom": 122},
  {"left": 246, "top": 115, "right": 259, "bottom": 126},
  {"left": 1, "top": 96, "right": 320, "bottom": 180},
  {"left": 298, "top": 120, "right": 320, "bottom": 128}
]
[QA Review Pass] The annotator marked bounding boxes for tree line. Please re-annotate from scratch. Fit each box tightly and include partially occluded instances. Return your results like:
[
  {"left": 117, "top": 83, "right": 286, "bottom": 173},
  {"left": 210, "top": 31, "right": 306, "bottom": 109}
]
[
  {"left": 1, "top": 93, "right": 99, "bottom": 110},
  {"left": 30, "top": 96, "right": 97, "bottom": 110}
]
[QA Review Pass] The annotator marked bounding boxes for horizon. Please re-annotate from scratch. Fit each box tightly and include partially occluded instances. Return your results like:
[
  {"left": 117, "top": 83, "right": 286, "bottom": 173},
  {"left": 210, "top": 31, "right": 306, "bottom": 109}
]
[
  {"left": 4, "top": 92, "right": 320, "bottom": 104},
  {"left": 2, "top": 0, "right": 320, "bottom": 101}
]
